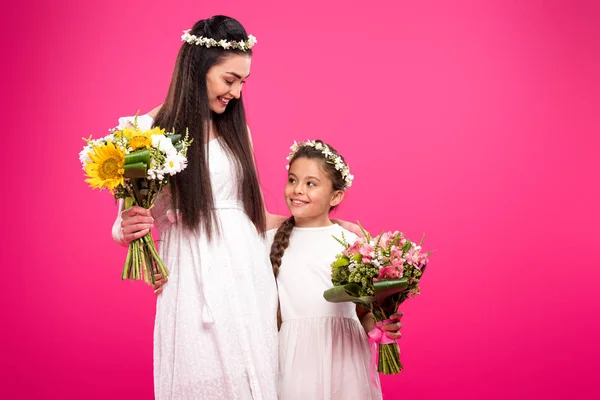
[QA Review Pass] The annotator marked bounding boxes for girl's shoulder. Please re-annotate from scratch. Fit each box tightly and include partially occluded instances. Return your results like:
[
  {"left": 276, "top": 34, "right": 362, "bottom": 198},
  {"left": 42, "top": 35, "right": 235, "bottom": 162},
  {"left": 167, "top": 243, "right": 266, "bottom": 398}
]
[{"left": 332, "top": 224, "right": 359, "bottom": 245}]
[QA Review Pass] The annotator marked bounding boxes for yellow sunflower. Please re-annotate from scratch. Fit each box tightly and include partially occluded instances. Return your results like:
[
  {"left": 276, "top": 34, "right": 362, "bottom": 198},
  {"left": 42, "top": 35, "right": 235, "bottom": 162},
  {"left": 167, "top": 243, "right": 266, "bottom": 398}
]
[
  {"left": 129, "top": 131, "right": 153, "bottom": 150},
  {"left": 147, "top": 127, "right": 166, "bottom": 136},
  {"left": 115, "top": 127, "right": 138, "bottom": 141},
  {"left": 84, "top": 141, "right": 125, "bottom": 192}
]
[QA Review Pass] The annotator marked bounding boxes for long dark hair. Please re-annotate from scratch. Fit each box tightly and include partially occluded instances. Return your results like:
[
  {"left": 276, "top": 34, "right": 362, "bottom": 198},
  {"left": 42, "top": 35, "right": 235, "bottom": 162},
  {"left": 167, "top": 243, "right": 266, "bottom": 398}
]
[
  {"left": 269, "top": 140, "right": 348, "bottom": 327},
  {"left": 154, "top": 15, "right": 265, "bottom": 239}
]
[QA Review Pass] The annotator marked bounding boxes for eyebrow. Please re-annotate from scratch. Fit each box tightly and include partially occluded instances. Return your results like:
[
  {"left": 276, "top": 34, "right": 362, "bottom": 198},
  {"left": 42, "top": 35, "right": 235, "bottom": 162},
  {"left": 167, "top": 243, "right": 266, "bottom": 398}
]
[
  {"left": 288, "top": 173, "right": 321, "bottom": 182},
  {"left": 225, "top": 72, "right": 250, "bottom": 80}
]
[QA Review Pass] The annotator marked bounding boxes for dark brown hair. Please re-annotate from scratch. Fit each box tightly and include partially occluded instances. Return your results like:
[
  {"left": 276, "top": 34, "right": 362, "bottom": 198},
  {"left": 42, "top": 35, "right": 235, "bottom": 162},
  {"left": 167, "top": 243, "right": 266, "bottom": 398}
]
[
  {"left": 269, "top": 140, "right": 348, "bottom": 327},
  {"left": 154, "top": 16, "right": 265, "bottom": 238}
]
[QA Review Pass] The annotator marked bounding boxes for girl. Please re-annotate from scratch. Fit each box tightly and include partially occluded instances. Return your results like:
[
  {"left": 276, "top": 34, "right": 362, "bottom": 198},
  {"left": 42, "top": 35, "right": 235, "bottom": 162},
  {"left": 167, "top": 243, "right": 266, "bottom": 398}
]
[{"left": 268, "top": 140, "right": 402, "bottom": 400}]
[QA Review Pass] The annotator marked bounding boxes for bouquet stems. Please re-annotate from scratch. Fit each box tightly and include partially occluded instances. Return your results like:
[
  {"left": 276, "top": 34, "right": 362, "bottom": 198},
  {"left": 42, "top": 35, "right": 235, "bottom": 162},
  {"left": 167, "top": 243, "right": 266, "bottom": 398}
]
[
  {"left": 378, "top": 343, "right": 402, "bottom": 374},
  {"left": 120, "top": 196, "right": 169, "bottom": 285},
  {"left": 121, "top": 231, "right": 168, "bottom": 284},
  {"left": 373, "top": 302, "right": 403, "bottom": 374}
]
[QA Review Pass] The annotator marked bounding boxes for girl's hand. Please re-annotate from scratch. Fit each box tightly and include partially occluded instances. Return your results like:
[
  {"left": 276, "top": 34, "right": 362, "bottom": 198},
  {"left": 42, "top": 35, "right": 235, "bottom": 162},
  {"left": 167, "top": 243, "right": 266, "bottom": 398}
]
[
  {"left": 360, "top": 310, "right": 403, "bottom": 338},
  {"left": 120, "top": 206, "right": 154, "bottom": 244},
  {"left": 153, "top": 273, "right": 168, "bottom": 295},
  {"left": 381, "top": 312, "right": 403, "bottom": 339}
]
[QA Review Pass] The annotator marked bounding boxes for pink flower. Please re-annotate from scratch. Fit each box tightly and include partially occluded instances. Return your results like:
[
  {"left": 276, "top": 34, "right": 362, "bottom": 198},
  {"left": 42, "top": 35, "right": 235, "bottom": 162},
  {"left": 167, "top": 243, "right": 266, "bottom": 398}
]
[
  {"left": 419, "top": 253, "right": 430, "bottom": 269},
  {"left": 344, "top": 238, "right": 364, "bottom": 256},
  {"left": 378, "top": 232, "right": 394, "bottom": 249},
  {"left": 360, "top": 243, "right": 374, "bottom": 263},
  {"left": 376, "top": 265, "right": 404, "bottom": 280},
  {"left": 389, "top": 247, "right": 404, "bottom": 266},
  {"left": 405, "top": 248, "right": 421, "bottom": 266},
  {"left": 379, "top": 231, "right": 403, "bottom": 249}
]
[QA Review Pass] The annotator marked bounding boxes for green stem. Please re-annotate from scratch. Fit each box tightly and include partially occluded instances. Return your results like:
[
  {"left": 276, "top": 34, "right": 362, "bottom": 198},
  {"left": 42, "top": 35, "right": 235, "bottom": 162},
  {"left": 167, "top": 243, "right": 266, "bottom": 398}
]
[
  {"left": 143, "top": 233, "right": 169, "bottom": 277},
  {"left": 122, "top": 242, "right": 133, "bottom": 280}
]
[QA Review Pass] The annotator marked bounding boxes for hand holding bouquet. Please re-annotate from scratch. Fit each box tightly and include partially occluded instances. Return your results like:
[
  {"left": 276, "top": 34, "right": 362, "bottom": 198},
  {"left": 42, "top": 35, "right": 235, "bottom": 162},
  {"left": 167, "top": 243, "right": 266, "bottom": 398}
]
[
  {"left": 79, "top": 115, "right": 192, "bottom": 284},
  {"left": 324, "top": 224, "right": 431, "bottom": 375}
]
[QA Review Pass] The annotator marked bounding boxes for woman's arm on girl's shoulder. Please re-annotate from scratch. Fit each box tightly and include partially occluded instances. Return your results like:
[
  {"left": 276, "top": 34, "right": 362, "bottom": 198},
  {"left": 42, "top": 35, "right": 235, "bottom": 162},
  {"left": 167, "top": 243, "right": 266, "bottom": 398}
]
[{"left": 332, "top": 218, "right": 364, "bottom": 237}]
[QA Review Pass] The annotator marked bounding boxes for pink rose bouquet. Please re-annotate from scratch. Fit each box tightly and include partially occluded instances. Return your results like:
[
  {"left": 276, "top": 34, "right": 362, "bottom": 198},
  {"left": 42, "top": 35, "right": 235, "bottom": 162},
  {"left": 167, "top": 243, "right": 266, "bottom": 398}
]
[{"left": 324, "top": 224, "right": 431, "bottom": 375}]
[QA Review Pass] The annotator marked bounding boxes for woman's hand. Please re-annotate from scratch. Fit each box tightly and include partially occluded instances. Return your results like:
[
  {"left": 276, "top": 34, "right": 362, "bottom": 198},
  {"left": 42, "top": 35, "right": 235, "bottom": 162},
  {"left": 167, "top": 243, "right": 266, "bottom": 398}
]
[
  {"left": 331, "top": 219, "right": 364, "bottom": 237},
  {"left": 153, "top": 273, "right": 168, "bottom": 295},
  {"left": 120, "top": 206, "right": 154, "bottom": 244}
]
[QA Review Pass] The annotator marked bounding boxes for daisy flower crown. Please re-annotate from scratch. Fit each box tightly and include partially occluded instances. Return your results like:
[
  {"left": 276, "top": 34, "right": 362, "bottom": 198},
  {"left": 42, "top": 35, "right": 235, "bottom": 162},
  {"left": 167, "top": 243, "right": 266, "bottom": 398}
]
[
  {"left": 181, "top": 29, "right": 257, "bottom": 51},
  {"left": 286, "top": 140, "right": 354, "bottom": 188}
]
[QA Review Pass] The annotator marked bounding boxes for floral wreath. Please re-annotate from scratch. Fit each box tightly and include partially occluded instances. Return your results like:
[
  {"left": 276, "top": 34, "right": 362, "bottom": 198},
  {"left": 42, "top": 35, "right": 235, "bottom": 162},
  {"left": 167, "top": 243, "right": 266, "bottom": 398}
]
[
  {"left": 286, "top": 140, "right": 354, "bottom": 188},
  {"left": 181, "top": 30, "right": 257, "bottom": 51}
]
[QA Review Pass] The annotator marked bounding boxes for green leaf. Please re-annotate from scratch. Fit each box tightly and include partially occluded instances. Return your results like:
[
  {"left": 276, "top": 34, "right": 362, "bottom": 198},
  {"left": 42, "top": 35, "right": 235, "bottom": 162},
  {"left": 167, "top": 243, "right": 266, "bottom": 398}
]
[
  {"left": 356, "top": 220, "right": 371, "bottom": 241},
  {"left": 332, "top": 255, "right": 350, "bottom": 268},
  {"left": 373, "top": 278, "right": 409, "bottom": 301},
  {"left": 323, "top": 284, "right": 375, "bottom": 307},
  {"left": 168, "top": 134, "right": 182, "bottom": 144},
  {"left": 124, "top": 149, "right": 151, "bottom": 165},
  {"left": 123, "top": 162, "right": 147, "bottom": 178},
  {"left": 332, "top": 234, "right": 347, "bottom": 247}
]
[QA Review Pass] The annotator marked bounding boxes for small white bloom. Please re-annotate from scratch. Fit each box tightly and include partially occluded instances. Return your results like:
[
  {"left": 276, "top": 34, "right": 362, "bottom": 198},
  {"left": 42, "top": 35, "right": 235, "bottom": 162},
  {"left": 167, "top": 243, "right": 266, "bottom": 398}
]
[
  {"left": 163, "top": 153, "right": 187, "bottom": 175},
  {"left": 152, "top": 135, "right": 176, "bottom": 156},
  {"left": 79, "top": 146, "right": 92, "bottom": 168}
]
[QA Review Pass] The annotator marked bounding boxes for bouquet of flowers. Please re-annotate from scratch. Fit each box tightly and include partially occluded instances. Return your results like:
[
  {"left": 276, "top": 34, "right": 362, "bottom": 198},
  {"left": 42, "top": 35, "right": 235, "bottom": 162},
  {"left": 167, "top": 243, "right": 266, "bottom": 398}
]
[
  {"left": 323, "top": 224, "right": 431, "bottom": 375},
  {"left": 79, "top": 115, "right": 192, "bottom": 284}
]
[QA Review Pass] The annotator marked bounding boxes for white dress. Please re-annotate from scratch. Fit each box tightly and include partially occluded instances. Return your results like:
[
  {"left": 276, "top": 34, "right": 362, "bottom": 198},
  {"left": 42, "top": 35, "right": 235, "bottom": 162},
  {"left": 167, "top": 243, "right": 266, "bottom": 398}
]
[
  {"left": 267, "top": 224, "right": 382, "bottom": 400},
  {"left": 123, "top": 115, "right": 279, "bottom": 400}
]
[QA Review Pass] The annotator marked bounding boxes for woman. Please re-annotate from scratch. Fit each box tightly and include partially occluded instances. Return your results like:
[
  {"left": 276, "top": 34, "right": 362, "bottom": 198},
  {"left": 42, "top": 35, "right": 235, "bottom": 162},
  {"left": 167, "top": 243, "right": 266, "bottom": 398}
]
[{"left": 113, "top": 16, "right": 279, "bottom": 400}]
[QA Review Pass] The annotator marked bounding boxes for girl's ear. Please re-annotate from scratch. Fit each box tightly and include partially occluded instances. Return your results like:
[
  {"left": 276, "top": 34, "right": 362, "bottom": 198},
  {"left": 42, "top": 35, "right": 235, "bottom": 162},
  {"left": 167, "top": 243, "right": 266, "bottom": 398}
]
[{"left": 330, "top": 190, "right": 345, "bottom": 208}]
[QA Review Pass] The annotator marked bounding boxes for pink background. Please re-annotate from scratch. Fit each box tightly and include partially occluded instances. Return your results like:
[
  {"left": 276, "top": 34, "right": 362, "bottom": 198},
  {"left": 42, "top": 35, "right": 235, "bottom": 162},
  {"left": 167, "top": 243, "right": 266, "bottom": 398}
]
[{"left": 2, "top": 0, "right": 599, "bottom": 399}]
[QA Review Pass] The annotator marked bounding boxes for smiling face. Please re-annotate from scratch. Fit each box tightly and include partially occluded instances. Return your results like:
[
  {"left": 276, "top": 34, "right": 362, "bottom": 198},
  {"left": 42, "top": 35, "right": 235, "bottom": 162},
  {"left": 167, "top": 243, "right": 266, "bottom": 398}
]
[
  {"left": 284, "top": 157, "right": 344, "bottom": 227},
  {"left": 205, "top": 53, "right": 252, "bottom": 113}
]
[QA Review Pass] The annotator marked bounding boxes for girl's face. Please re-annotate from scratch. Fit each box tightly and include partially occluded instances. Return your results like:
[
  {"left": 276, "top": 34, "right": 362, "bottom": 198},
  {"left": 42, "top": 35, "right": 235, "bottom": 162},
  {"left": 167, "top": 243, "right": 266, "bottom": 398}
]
[
  {"left": 285, "top": 158, "right": 344, "bottom": 227},
  {"left": 206, "top": 54, "right": 251, "bottom": 114}
]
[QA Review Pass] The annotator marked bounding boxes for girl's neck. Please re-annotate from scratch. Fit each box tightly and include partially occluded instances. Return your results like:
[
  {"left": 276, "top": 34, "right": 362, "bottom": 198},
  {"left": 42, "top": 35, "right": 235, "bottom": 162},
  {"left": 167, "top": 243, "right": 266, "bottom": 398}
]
[{"left": 293, "top": 216, "right": 333, "bottom": 228}]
